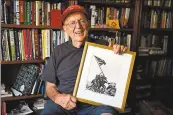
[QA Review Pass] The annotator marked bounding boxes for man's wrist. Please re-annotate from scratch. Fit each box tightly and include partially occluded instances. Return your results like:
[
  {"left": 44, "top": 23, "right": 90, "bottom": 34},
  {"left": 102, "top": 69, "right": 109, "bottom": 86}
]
[{"left": 53, "top": 93, "right": 60, "bottom": 102}]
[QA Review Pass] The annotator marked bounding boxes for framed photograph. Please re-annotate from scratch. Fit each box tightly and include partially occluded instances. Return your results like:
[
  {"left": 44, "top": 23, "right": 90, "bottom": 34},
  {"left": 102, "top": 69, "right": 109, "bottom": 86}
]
[{"left": 73, "top": 42, "right": 136, "bottom": 112}]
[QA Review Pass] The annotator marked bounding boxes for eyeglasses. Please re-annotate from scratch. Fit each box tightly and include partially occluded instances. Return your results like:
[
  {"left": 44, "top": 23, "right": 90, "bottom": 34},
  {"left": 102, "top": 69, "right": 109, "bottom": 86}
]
[{"left": 64, "top": 19, "right": 87, "bottom": 28}]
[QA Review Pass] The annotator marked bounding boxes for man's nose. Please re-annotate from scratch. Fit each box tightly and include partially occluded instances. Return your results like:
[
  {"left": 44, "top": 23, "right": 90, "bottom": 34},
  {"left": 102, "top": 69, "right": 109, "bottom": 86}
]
[{"left": 75, "top": 21, "right": 83, "bottom": 28}]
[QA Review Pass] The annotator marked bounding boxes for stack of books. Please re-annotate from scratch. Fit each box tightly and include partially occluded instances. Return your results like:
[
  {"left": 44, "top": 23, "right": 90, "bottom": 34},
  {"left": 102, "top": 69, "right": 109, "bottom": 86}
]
[
  {"left": 33, "top": 98, "right": 45, "bottom": 110},
  {"left": 1, "top": 83, "right": 13, "bottom": 98}
]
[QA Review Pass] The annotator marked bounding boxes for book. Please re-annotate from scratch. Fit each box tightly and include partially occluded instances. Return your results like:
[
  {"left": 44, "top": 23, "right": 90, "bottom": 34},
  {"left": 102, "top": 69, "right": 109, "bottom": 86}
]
[{"left": 11, "top": 64, "right": 40, "bottom": 95}]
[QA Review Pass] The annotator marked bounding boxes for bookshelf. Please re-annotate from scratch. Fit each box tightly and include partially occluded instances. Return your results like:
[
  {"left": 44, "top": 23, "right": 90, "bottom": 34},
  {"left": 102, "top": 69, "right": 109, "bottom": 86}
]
[
  {"left": 141, "top": 28, "right": 172, "bottom": 32},
  {"left": 89, "top": 28, "right": 133, "bottom": 32},
  {"left": 1, "top": 60, "right": 44, "bottom": 64},
  {"left": 1, "top": 24, "right": 133, "bottom": 32},
  {"left": 135, "top": 0, "right": 173, "bottom": 114},
  {"left": 1, "top": 0, "right": 69, "bottom": 114},
  {"left": 143, "top": 5, "right": 172, "bottom": 11},
  {"left": 1, "top": 94, "right": 43, "bottom": 102},
  {"left": 1, "top": 24, "right": 61, "bottom": 29},
  {"left": 78, "top": 0, "right": 134, "bottom": 8}
]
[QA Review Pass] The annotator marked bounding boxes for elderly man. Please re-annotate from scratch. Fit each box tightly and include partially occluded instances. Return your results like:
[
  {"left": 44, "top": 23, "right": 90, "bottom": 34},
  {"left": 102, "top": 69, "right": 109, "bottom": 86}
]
[{"left": 41, "top": 5, "right": 127, "bottom": 115}]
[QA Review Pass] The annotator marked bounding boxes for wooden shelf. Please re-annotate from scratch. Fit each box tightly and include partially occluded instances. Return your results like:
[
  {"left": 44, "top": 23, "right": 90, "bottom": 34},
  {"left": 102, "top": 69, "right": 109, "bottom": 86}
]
[
  {"left": 141, "top": 28, "right": 172, "bottom": 33},
  {"left": 1, "top": 24, "right": 61, "bottom": 29},
  {"left": 152, "top": 76, "right": 173, "bottom": 80},
  {"left": 1, "top": 94, "right": 43, "bottom": 101},
  {"left": 78, "top": 1, "right": 134, "bottom": 7},
  {"left": 143, "top": 5, "right": 172, "bottom": 10},
  {"left": 1, "top": 60, "right": 44, "bottom": 64},
  {"left": 89, "top": 28, "right": 133, "bottom": 32},
  {"left": 137, "top": 55, "right": 168, "bottom": 59}
]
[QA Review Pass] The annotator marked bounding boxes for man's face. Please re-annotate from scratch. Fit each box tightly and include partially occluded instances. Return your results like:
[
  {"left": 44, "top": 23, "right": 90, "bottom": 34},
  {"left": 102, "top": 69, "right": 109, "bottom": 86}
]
[{"left": 63, "top": 12, "right": 88, "bottom": 42}]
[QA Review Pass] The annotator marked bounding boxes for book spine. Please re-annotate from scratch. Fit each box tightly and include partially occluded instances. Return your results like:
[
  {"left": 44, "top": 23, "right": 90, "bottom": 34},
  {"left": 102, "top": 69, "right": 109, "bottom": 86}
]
[
  {"left": 34, "top": 29, "right": 39, "bottom": 59},
  {"left": 31, "top": 29, "right": 35, "bottom": 59},
  {"left": 9, "top": 29, "right": 16, "bottom": 61},
  {"left": 90, "top": 5, "right": 96, "bottom": 27},
  {"left": 14, "top": 30, "right": 20, "bottom": 60},
  {"left": 19, "top": 0, "right": 24, "bottom": 24},
  {"left": 22, "top": 29, "right": 28, "bottom": 60},
  {"left": 46, "top": 30, "right": 50, "bottom": 58},
  {"left": 47, "top": 2, "right": 50, "bottom": 26},
  {"left": 35, "top": 1, "right": 39, "bottom": 26},
  {"left": 32, "top": 1, "right": 36, "bottom": 25},
  {"left": 26, "top": 1, "right": 31, "bottom": 25},
  {"left": 1, "top": 101, "right": 6, "bottom": 115},
  {"left": 15, "top": 0, "right": 20, "bottom": 25},
  {"left": 41, "top": 1, "right": 45, "bottom": 25},
  {"left": 1, "top": 1, "right": 5, "bottom": 23},
  {"left": 24, "top": 0, "right": 27, "bottom": 25}
]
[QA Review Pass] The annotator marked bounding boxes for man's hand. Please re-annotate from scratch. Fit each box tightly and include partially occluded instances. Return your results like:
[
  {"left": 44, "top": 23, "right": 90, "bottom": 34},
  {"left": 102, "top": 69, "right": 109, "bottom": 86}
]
[
  {"left": 54, "top": 93, "right": 77, "bottom": 110},
  {"left": 46, "top": 82, "right": 77, "bottom": 110},
  {"left": 109, "top": 42, "right": 127, "bottom": 54}
]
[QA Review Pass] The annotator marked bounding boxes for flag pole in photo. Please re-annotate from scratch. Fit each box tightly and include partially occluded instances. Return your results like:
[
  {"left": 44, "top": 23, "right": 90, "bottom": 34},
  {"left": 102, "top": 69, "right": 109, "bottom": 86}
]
[{"left": 94, "top": 55, "right": 106, "bottom": 76}]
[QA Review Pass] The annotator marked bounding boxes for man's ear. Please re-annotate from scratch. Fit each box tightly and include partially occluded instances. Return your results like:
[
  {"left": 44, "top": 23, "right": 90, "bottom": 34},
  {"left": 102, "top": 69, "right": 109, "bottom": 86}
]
[{"left": 62, "top": 25, "right": 66, "bottom": 31}]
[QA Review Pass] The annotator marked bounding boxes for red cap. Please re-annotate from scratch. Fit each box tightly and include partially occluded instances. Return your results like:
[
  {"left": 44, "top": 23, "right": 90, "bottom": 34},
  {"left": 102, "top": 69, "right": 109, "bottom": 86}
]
[{"left": 61, "top": 5, "right": 88, "bottom": 22}]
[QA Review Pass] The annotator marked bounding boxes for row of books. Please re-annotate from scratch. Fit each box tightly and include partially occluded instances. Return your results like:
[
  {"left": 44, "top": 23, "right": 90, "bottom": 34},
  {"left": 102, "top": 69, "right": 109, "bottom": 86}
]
[
  {"left": 136, "top": 59, "right": 173, "bottom": 78},
  {"left": 1, "top": 65, "right": 45, "bottom": 98},
  {"left": 143, "top": 0, "right": 171, "bottom": 7},
  {"left": 149, "top": 59, "right": 173, "bottom": 78},
  {"left": 138, "top": 35, "right": 168, "bottom": 56},
  {"left": 142, "top": 10, "right": 172, "bottom": 28},
  {"left": 79, "top": 0, "right": 132, "bottom": 3},
  {"left": 139, "top": 100, "right": 173, "bottom": 115},
  {"left": 136, "top": 84, "right": 152, "bottom": 100},
  {"left": 2, "top": 99, "right": 45, "bottom": 115},
  {"left": 135, "top": 62, "right": 148, "bottom": 81},
  {"left": 68, "top": 0, "right": 78, "bottom": 5},
  {"left": 135, "top": 59, "right": 172, "bottom": 101},
  {"left": 89, "top": 5, "right": 131, "bottom": 28},
  {"left": 1, "top": 29, "right": 68, "bottom": 61},
  {"left": 2, "top": 101, "right": 34, "bottom": 115},
  {"left": 106, "top": 7, "right": 131, "bottom": 29},
  {"left": 89, "top": 32, "right": 131, "bottom": 50},
  {"left": 1, "top": 0, "right": 65, "bottom": 26}
]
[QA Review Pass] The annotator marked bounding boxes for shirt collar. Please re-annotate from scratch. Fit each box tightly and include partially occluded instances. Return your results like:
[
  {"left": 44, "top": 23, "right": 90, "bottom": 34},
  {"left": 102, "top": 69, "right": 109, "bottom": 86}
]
[{"left": 68, "top": 38, "right": 91, "bottom": 49}]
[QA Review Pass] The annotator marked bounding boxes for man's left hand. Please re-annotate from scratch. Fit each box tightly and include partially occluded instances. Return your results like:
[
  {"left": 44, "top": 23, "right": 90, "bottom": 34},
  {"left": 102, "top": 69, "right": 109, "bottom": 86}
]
[
  {"left": 109, "top": 42, "right": 128, "bottom": 54},
  {"left": 113, "top": 44, "right": 127, "bottom": 54}
]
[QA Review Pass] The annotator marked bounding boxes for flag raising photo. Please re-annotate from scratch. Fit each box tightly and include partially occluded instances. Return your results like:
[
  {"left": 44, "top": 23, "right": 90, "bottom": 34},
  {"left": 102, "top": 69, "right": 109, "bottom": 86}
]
[{"left": 94, "top": 56, "right": 106, "bottom": 67}]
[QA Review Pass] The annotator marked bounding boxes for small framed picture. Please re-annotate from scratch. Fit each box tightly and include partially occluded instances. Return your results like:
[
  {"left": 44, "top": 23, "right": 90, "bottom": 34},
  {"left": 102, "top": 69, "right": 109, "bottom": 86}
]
[{"left": 73, "top": 42, "right": 136, "bottom": 112}]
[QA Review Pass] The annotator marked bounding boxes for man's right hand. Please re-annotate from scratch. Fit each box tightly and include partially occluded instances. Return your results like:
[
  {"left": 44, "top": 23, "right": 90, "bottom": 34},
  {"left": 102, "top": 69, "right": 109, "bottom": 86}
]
[{"left": 54, "top": 93, "right": 77, "bottom": 110}]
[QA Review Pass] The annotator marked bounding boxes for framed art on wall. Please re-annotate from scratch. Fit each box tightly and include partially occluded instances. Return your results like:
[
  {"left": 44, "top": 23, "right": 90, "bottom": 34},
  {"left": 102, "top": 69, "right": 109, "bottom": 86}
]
[{"left": 73, "top": 42, "right": 136, "bottom": 112}]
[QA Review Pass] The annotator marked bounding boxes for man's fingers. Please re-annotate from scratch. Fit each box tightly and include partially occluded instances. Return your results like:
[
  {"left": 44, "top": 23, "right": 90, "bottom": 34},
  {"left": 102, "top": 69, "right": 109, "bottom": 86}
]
[
  {"left": 68, "top": 101, "right": 76, "bottom": 108},
  {"left": 65, "top": 100, "right": 76, "bottom": 110},
  {"left": 120, "top": 45, "right": 126, "bottom": 54},
  {"left": 113, "top": 44, "right": 127, "bottom": 54},
  {"left": 70, "top": 96, "right": 77, "bottom": 103},
  {"left": 116, "top": 45, "right": 121, "bottom": 54},
  {"left": 123, "top": 47, "right": 127, "bottom": 53},
  {"left": 113, "top": 44, "right": 118, "bottom": 53},
  {"left": 108, "top": 41, "right": 112, "bottom": 47}
]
